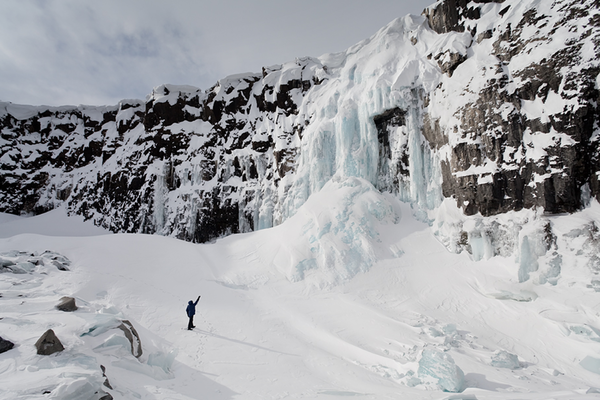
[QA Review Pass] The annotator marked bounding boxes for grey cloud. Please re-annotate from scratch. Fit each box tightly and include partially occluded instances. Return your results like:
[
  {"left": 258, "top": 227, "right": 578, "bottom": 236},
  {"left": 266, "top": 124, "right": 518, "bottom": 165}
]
[{"left": 0, "top": 0, "right": 434, "bottom": 106}]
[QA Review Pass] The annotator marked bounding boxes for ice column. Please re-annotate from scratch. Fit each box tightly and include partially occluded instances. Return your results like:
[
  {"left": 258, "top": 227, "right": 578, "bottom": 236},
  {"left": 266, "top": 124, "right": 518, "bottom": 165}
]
[
  {"left": 395, "top": 88, "right": 442, "bottom": 217},
  {"left": 152, "top": 161, "right": 167, "bottom": 234},
  {"left": 335, "top": 98, "right": 379, "bottom": 185}
]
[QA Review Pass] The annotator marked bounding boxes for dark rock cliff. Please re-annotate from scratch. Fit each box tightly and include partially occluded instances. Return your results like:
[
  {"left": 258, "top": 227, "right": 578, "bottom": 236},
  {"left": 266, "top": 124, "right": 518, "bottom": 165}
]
[
  {"left": 0, "top": 59, "right": 326, "bottom": 242},
  {"left": 422, "top": 0, "right": 600, "bottom": 217}
]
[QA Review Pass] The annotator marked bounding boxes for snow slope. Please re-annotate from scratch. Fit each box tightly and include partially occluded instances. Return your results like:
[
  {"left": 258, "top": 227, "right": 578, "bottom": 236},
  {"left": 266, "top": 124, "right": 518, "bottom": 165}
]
[{"left": 1, "top": 177, "right": 600, "bottom": 399}]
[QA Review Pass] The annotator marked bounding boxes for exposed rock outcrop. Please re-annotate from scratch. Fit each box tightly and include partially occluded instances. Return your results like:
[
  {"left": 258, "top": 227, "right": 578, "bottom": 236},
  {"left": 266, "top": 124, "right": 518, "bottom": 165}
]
[
  {"left": 0, "top": 58, "right": 326, "bottom": 243},
  {"left": 423, "top": 0, "right": 506, "bottom": 35},
  {"left": 423, "top": 0, "right": 600, "bottom": 217}
]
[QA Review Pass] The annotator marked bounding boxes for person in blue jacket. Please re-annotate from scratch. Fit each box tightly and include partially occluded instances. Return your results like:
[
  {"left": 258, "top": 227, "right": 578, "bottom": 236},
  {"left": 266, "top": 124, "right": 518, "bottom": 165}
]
[{"left": 186, "top": 295, "right": 201, "bottom": 330}]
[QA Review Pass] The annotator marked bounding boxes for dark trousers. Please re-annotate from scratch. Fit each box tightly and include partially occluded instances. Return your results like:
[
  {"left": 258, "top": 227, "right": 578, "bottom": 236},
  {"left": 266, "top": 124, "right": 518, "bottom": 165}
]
[{"left": 188, "top": 315, "right": 195, "bottom": 330}]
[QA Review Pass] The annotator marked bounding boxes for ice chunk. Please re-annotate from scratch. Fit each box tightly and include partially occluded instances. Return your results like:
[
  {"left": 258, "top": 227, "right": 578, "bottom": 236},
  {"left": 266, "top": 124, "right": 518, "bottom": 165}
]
[
  {"left": 518, "top": 236, "right": 535, "bottom": 282},
  {"left": 41, "top": 251, "right": 72, "bottom": 271},
  {"left": 570, "top": 325, "right": 600, "bottom": 342},
  {"left": 81, "top": 314, "right": 122, "bottom": 337},
  {"left": 3, "top": 263, "right": 26, "bottom": 274},
  {"left": 518, "top": 235, "right": 545, "bottom": 283},
  {"left": 429, "top": 327, "right": 444, "bottom": 337},
  {"left": 94, "top": 333, "right": 132, "bottom": 354},
  {"left": 0, "top": 257, "right": 15, "bottom": 271},
  {"left": 148, "top": 349, "right": 178, "bottom": 373},
  {"left": 539, "top": 253, "right": 561, "bottom": 285},
  {"left": 49, "top": 377, "right": 102, "bottom": 400},
  {"left": 442, "top": 324, "right": 461, "bottom": 347},
  {"left": 488, "top": 290, "right": 537, "bottom": 302},
  {"left": 418, "top": 348, "right": 465, "bottom": 392},
  {"left": 588, "top": 280, "right": 600, "bottom": 292},
  {"left": 442, "top": 324, "right": 457, "bottom": 335},
  {"left": 462, "top": 219, "right": 494, "bottom": 261},
  {"left": 15, "top": 261, "right": 36, "bottom": 273},
  {"left": 580, "top": 356, "right": 600, "bottom": 375},
  {"left": 490, "top": 350, "right": 520, "bottom": 369}
]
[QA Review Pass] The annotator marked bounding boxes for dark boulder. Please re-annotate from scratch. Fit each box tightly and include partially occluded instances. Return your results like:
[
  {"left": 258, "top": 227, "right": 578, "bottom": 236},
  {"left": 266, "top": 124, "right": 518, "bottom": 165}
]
[
  {"left": 0, "top": 336, "right": 14, "bottom": 354},
  {"left": 56, "top": 296, "right": 78, "bottom": 312},
  {"left": 35, "top": 329, "right": 64, "bottom": 355}
]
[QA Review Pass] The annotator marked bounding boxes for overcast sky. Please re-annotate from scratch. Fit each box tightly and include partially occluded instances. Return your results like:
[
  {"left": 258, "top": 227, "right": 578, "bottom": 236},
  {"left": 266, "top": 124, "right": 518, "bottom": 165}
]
[{"left": 0, "top": 0, "right": 435, "bottom": 107}]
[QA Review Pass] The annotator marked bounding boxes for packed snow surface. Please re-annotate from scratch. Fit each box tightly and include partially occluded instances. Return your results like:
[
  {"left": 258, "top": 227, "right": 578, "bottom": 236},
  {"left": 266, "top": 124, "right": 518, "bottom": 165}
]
[{"left": 1, "top": 178, "right": 600, "bottom": 399}]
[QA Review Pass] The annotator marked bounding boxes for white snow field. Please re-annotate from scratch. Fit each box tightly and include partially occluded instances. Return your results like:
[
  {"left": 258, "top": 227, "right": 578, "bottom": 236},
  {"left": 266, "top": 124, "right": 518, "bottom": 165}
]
[{"left": 1, "top": 180, "right": 600, "bottom": 400}]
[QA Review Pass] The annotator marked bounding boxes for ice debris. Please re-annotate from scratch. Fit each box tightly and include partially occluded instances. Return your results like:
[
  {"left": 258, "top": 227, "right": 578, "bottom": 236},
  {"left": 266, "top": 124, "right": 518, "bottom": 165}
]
[
  {"left": 418, "top": 348, "right": 465, "bottom": 392},
  {"left": 0, "top": 249, "right": 176, "bottom": 397},
  {"left": 286, "top": 175, "right": 401, "bottom": 285},
  {"left": 0, "top": 250, "right": 71, "bottom": 274},
  {"left": 490, "top": 350, "right": 520, "bottom": 369},
  {"left": 569, "top": 325, "right": 600, "bottom": 342}
]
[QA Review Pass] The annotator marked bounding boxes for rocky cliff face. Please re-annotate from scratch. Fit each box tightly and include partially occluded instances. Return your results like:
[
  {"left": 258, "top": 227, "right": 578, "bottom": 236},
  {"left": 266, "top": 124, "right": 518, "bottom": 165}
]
[
  {"left": 1, "top": 0, "right": 599, "bottom": 255},
  {"left": 424, "top": 0, "right": 600, "bottom": 217},
  {"left": 0, "top": 60, "right": 327, "bottom": 242}
]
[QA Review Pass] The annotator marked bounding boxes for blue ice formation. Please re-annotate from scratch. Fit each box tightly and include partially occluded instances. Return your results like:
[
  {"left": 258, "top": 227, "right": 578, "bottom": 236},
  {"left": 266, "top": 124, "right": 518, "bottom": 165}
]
[
  {"left": 490, "top": 350, "right": 520, "bottom": 369},
  {"left": 418, "top": 348, "right": 465, "bottom": 392},
  {"left": 580, "top": 356, "right": 600, "bottom": 375}
]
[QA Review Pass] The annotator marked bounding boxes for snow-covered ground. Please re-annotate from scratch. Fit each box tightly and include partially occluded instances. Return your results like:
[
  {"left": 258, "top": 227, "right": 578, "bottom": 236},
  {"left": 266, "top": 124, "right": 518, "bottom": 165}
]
[{"left": 1, "top": 185, "right": 600, "bottom": 399}]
